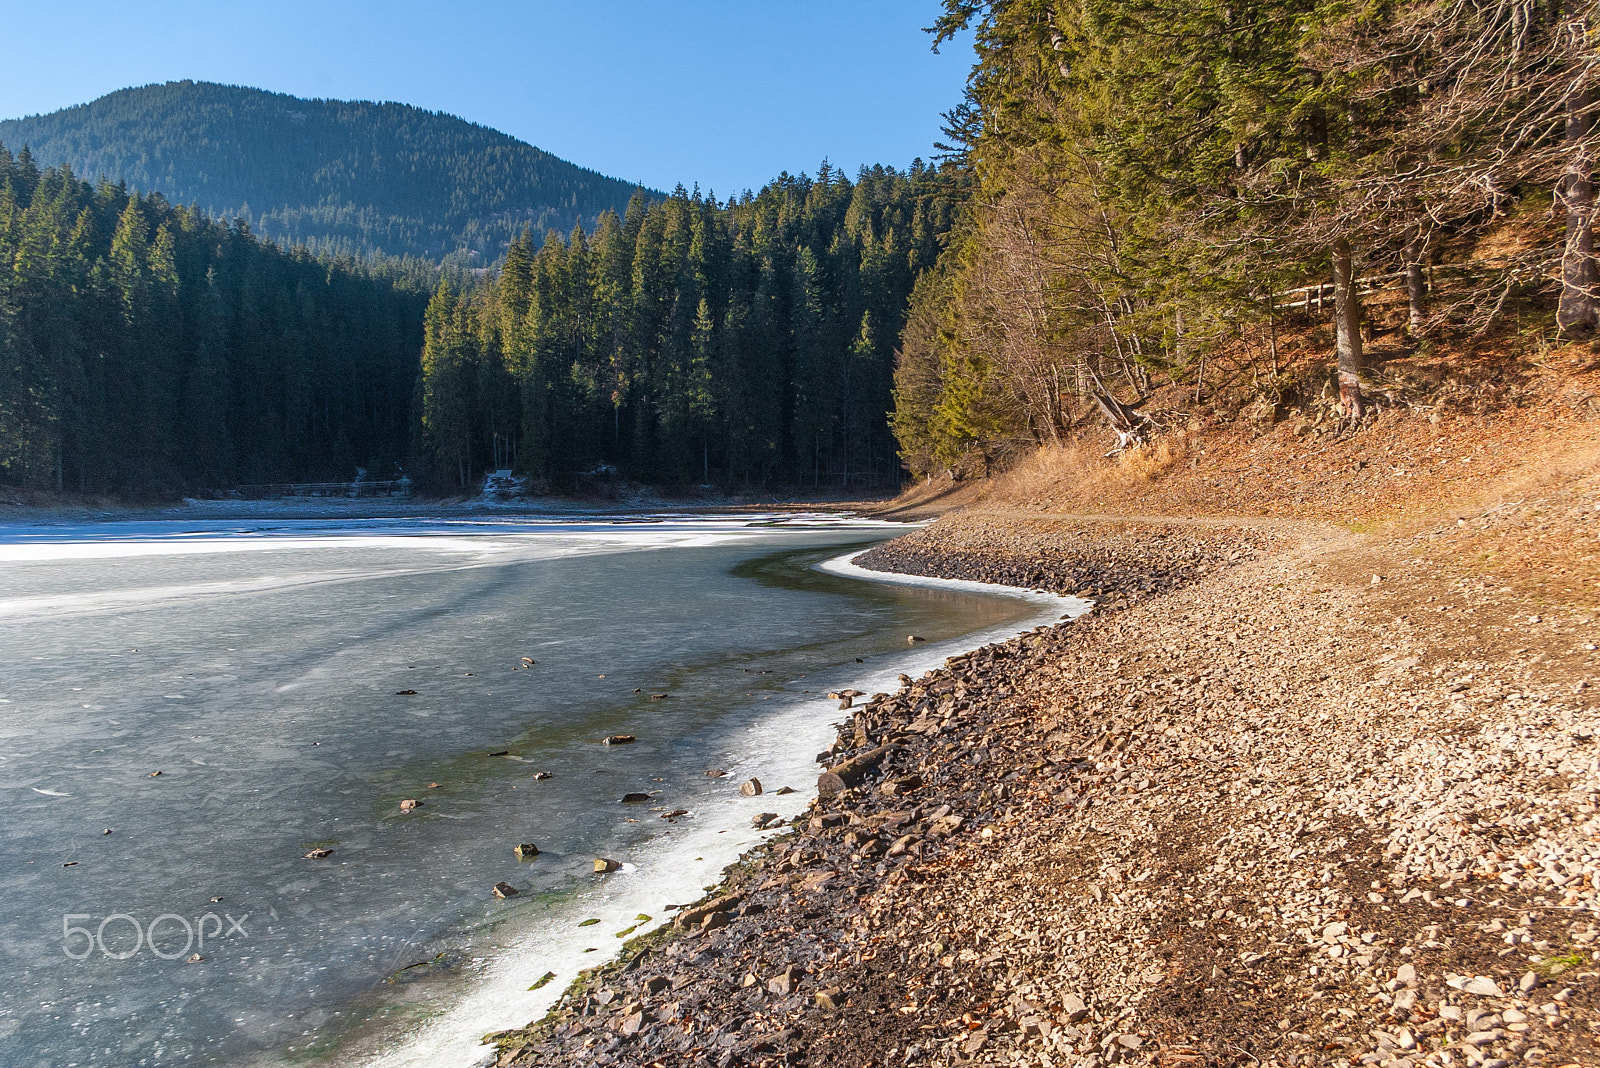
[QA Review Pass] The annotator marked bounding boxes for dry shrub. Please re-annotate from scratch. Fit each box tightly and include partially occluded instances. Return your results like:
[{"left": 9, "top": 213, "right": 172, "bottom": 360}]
[
  {"left": 986, "top": 432, "right": 1191, "bottom": 505},
  {"left": 1109, "top": 432, "right": 1190, "bottom": 486},
  {"left": 987, "top": 442, "right": 1105, "bottom": 501}
]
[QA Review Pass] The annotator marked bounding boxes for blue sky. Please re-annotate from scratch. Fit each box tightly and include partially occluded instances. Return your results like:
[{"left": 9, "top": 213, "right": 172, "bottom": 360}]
[{"left": 0, "top": 0, "right": 974, "bottom": 195}]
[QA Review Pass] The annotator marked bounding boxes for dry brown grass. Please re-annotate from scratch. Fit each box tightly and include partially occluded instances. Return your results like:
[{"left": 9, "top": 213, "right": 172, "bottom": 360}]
[
  {"left": 987, "top": 433, "right": 1192, "bottom": 504},
  {"left": 1111, "top": 433, "right": 1191, "bottom": 485}
]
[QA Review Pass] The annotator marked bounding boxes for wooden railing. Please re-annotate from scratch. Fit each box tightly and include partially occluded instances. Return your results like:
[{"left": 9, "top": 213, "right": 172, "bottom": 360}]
[
  {"left": 1272, "top": 257, "right": 1555, "bottom": 312},
  {"left": 1273, "top": 269, "right": 1414, "bottom": 311}
]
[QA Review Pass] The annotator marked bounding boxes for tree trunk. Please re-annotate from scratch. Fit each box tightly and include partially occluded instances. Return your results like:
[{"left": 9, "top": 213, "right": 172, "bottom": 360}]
[
  {"left": 1403, "top": 219, "right": 1428, "bottom": 337},
  {"left": 1333, "top": 238, "right": 1364, "bottom": 419},
  {"left": 1092, "top": 388, "right": 1148, "bottom": 453},
  {"left": 1557, "top": 15, "right": 1598, "bottom": 338},
  {"left": 817, "top": 743, "right": 897, "bottom": 799}
]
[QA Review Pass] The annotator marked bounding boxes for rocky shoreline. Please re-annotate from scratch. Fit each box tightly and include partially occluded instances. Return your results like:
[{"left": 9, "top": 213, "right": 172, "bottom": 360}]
[{"left": 494, "top": 513, "right": 1600, "bottom": 1068}]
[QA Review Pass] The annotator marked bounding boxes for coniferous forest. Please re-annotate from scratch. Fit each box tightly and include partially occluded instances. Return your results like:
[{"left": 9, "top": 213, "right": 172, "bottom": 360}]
[
  {"left": 3, "top": 0, "right": 1594, "bottom": 498},
  {"left": 0, "top": 140, "right": 961, "bottom": 495},
  {"left": 0, "top": 144, "right": 431, "bottom": 494},
  {"left": 0, "top": 82, "right": 645, "bottom": 264},
  {"left": 890, "top": 0, "right": 1600, "bottom": 475},
  {"left": 417, "top": 168, "right": 964, "bottom": 491}
]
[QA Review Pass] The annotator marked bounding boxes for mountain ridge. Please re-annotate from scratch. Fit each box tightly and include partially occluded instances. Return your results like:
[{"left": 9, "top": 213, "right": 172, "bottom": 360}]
[{"left": 0, "top": 80, "right": 654, "bottom": 263}]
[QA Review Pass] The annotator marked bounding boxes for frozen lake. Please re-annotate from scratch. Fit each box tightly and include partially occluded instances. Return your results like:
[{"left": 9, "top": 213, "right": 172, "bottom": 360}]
[{"left": 0, "top": 514, "right": 1079, "bottom": 1066}]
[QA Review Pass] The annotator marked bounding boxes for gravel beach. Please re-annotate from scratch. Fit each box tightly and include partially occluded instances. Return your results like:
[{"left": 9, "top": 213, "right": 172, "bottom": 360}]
[{"left": 494, "top": 502, "right": 1600, "bottom": 1068}]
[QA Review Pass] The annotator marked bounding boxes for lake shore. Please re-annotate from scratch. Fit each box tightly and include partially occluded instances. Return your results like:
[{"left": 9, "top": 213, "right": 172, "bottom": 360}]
[{"left": 490, "top": 501, "right": 1600, "bottom": 1068}]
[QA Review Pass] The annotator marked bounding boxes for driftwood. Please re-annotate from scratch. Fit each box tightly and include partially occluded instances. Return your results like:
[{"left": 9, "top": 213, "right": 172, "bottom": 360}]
[
  {"left": 674, "top": 893, "right": 742, "bottom": 929},
  {"left": 1092, "top": 389, "right": 1151, "bottom": 454},
  {"left": 816, "top": 744, "right": 897, "bottom": 799}
]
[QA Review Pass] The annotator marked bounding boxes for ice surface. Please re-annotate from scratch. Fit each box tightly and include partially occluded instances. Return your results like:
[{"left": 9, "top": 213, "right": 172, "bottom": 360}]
[{"left": 0, "top": 515, "right": 1063, "bottom": 1067}]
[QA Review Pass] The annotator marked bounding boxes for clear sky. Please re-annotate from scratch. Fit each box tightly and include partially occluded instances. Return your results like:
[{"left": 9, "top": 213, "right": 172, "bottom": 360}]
[{"left": 0, "top": 0, "right": 974, "bottom": 195}]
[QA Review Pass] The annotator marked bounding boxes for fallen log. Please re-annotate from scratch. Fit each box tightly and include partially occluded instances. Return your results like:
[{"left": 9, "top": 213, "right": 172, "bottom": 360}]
[
  {"left": 674, "top": 893, "right": 742, "bottom": 929},
  {"left": 816, "top": 744, "right": 897, "bottom": 800}
]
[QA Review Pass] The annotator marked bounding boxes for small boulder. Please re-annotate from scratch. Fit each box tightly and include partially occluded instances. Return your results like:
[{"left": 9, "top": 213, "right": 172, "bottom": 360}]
[
  {"left": 393, "top": 689, "right": 418, "bottom": 695},
  {"left": 492, "top": 882, "right": 520, "bottom": 898},
  {"left": 907, "top": 635, "right": 926, "bottom": 644},
  {"left": 620, "top": 792, "right": 652, "bottom": 803},
  {"left": 740, "top": 778, "right": 763, "bottom": 797},
  {"left": 303, "top": 848, "right": 332, "bottom": 859},
  {"left": 602, "top": 735, "right": 636, "bottom": 746},
  {"left": 704, "top": 769, "right": 727, "bottom": 777},
  {"left": 399, "top": 798, "right": 421, "bottom": 811},
  {"left": 767, "top": 966, "right": 803, "bottom": 995},
  {"left": 751, "top": 812, "right": 779, "bottom": 828},
  {"left": 531, "top": 771, "right": 552, "bottom": 780},
  {"left": 881, "top": 774, "right": 923, "bottom": 796},
  {"left": 816, "top": 986, "right": 844, "bottom": 1010},
  {"left": 594, "top": 857, "right": 621, "bottom": 873},
  {"left": 514, "top": 843, "right": 540, "bottom": 859}
]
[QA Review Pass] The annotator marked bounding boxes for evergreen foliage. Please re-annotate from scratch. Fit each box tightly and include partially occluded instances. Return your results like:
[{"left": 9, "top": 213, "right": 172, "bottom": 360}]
[
  {"left": 893, "top": 0, "right": 1598, "bottom": 475},
  {"left": 0, "top": 143, "right": 430, "bottom": 495},
  {"left": 0, "top": 81, "right": 648, "bottom": 265},
  {"left": 415, "top": 166, "right": 966, "bottom": 491}
]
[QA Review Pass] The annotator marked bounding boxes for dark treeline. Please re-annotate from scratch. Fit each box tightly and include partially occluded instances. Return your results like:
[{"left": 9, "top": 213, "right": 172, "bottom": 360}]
[
  {"left": 0, "top": 82, "right": 647, "bottom": 265},
  {"left": 894, "top": 0, "right": 1599, "bottom": 475},
  {"left": 0, "top": 143, "right": 432, "bottom": 495},
  {"left": 417, "top": 164, "right": 965, "bottom": 491}
]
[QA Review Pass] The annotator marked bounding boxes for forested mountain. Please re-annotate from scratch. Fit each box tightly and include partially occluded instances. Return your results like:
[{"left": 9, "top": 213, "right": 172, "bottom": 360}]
[
  {"left": 0, "top": 144, "right": 430, "bottom": 494},
  {"left": 0, "top": 81, "right": 647, "bottom": 264},
  {"left": 892, "top": 0, "right": 1599, "bottom": 475},
  {"left": 416, "top": 165, "right": 965, "bottom": 490}
]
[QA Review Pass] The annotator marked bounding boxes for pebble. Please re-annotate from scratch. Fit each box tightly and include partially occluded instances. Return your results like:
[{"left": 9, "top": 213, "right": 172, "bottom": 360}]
[{"left": 492, "top": 512, "right": 1600, "bottom": 1068}]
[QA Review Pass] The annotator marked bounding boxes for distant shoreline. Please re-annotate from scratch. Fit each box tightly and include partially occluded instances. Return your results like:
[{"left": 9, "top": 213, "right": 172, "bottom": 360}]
[{"left": 0, "top": 491, "right": 909, "bottom": 528}]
